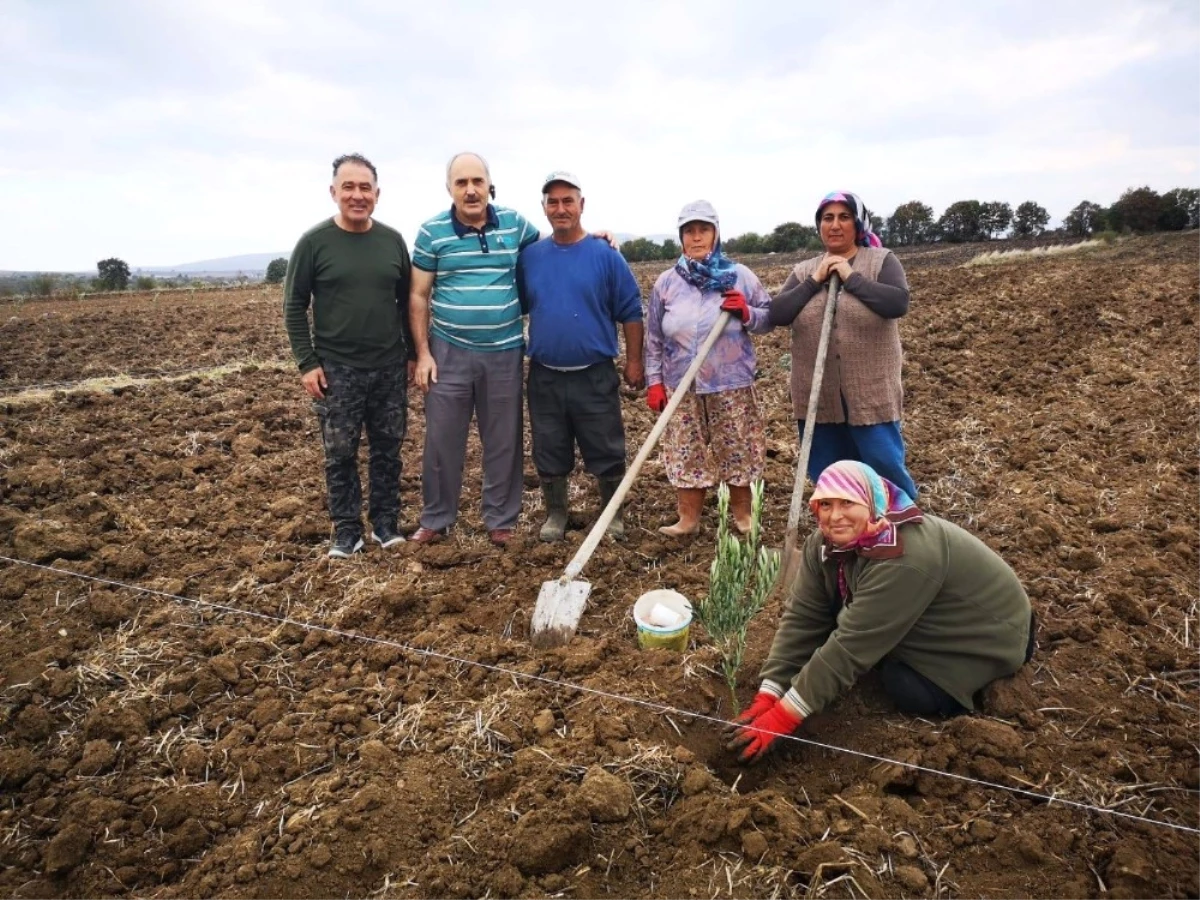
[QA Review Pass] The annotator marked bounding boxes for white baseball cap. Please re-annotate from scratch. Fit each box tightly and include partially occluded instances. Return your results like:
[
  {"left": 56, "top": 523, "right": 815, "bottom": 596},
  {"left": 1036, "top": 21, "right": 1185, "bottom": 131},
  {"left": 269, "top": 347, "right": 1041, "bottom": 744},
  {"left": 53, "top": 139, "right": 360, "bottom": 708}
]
[
  {"left": 542, "top": 171, "right": 582, "bottom": 193},
  {"left": 677, "top": 199, "right": 720, "bottom": 231}
]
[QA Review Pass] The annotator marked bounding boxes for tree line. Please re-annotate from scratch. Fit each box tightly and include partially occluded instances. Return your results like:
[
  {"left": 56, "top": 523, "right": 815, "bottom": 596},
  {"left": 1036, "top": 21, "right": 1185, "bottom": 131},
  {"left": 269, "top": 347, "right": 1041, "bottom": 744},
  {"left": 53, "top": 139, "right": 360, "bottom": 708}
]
[
  {"left": 0, "top": 256, "right": 294, "bottom": 298},
  {"left": 881, "top": 186, "right": 1198, "bottom": 246},
  {"left": 0, "top": 258, "right": 142, "bottom": 298},
  {"left": 618, "top": 185, "right": 1199, "bottom": 260},
  {"left": 621, "top": 225, "right": 821, "bottom": 261},
  {"left": 6, "top": 185, "right": 1195, "bottom": 297},
  {"left": 0, "top": 256, "right": 276, "bottom": 299}
]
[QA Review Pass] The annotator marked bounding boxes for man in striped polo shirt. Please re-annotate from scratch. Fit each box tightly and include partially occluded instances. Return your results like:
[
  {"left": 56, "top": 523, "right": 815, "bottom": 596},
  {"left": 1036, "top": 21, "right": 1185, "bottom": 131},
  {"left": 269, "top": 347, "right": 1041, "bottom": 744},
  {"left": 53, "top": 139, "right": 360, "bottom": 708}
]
[{"left": 409, "top": 152, "right": 540, "bottom": 546}]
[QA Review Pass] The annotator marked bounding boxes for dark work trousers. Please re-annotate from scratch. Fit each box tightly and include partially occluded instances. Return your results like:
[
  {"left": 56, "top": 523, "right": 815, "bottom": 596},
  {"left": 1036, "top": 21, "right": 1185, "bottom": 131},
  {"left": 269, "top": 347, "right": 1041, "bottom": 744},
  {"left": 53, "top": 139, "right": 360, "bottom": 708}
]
[
  {"left": 420, "top": 337, "right": 524, "bottom": 532},
  {"left": 826, "top": 580, "right": 1038, "bottom": 717},
  {"left": 881, "top": 609, "right": 1039, "bottom": 717},
  {"left": 313, "top": 360, "right": 408, "bottom": 537},
  {"left": 880, "top": 659, "right": 969, "bottom": 717},
  {"left": 527, "top": 361, "right": 626, "bottom": 479},
  {"left": 797, "top": 394, "right": 919, "bottom": 500}
]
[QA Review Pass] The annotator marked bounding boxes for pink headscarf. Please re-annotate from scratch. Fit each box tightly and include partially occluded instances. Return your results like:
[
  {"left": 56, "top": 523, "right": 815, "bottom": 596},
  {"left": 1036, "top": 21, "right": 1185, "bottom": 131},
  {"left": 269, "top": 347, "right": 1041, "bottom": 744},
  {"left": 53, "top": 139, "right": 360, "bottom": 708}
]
[
  {"left": 815, "top": 191, "right": 884, "bottom": 248},
  {"left": 810, "top": 461, "right": 923, "bottom": 604},
  {"left": 810, "top": 461, "right": 922, "bottom": 554}
]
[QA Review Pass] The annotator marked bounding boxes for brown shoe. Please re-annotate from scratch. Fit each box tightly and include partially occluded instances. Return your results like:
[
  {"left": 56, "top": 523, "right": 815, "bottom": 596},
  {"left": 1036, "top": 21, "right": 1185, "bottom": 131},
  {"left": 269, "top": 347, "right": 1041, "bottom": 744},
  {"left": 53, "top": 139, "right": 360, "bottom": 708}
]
[
  {"left": 488, "top": 529, "right": 513, "bottom": 546},
  {"left": 410, "top": 526, "right": 447, "bottom": 545}
]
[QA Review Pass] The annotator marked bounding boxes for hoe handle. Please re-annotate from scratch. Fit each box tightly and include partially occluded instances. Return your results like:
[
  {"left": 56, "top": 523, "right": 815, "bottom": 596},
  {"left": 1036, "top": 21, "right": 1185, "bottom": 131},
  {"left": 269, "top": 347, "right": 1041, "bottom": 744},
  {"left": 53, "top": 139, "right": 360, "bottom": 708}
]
[{"left": 779, "top": 272, "right": 841, "bottom": 585}]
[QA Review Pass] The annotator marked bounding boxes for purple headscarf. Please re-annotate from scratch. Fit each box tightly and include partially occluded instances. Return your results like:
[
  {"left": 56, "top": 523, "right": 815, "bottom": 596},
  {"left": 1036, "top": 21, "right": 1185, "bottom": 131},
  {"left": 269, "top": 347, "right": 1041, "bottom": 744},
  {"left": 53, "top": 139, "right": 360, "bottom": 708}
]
[{"left": 815, "top": 191, "right": 883, "bottom": 248}]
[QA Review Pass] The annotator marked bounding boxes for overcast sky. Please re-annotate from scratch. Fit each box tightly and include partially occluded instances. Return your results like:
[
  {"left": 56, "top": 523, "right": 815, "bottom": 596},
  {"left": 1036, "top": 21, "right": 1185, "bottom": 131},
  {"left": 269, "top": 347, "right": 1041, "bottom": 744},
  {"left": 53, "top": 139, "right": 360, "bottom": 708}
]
[{"left": 2, "top": 0, "right": 1197, "bottom": 271}]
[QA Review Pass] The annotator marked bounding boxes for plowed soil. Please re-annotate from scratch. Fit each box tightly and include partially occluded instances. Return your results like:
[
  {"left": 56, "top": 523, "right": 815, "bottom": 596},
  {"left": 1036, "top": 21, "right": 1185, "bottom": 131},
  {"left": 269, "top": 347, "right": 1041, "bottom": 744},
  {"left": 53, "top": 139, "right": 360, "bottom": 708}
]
[{"left": 1, "top": 233, "right": 1197, "bottom": 899}]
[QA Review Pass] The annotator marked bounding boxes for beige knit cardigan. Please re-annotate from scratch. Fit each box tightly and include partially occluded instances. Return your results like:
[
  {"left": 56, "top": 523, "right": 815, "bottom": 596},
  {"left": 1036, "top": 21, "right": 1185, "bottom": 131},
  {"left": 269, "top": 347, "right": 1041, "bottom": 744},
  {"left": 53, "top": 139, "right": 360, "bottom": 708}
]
[{"left": 788, "top": 246, "right": 903, "bottom": 425}]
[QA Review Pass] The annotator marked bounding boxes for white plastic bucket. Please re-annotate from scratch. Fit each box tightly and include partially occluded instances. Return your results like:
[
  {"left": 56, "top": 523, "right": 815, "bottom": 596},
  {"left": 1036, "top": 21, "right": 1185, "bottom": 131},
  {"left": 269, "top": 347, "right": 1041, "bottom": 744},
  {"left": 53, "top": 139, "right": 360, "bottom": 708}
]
[{"left": 632, "top": 589, "right": 693, "bottom": 651}]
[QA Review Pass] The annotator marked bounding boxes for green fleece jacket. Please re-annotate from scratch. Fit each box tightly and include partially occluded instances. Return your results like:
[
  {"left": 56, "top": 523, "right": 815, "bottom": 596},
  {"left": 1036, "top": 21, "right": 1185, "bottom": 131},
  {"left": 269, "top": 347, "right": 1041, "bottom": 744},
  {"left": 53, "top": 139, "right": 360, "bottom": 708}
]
[
  {"left": 283, "top": 218, "right": 413, "bottom": 373},
  {"left": 759, "top": 515, "right": 1031, "bottom": 713}
]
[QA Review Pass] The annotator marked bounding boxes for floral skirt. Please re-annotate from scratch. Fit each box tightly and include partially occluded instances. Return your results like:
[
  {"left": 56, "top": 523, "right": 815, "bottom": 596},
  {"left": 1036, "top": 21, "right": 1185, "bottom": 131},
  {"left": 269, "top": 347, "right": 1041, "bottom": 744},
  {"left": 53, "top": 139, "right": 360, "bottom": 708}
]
[{"left": 660, "top": 385, "right": 766, "bottom": 489}]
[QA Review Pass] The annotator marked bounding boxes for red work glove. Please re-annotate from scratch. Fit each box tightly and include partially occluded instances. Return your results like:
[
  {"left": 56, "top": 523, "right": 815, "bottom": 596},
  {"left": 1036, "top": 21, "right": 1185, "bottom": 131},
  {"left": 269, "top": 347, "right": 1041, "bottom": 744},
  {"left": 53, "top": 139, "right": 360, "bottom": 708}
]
[
  {"left": 646, "top": 383, "right": 667, "bottom": 413},
  {"left": 720, "top": 289, "right": 750, "bottom": 323},
  {"left": 730, "top": 690, "right": 779, "bottom": 729},
  {"left": 727, "top": 698, "right": 804, "bottom": 764}
]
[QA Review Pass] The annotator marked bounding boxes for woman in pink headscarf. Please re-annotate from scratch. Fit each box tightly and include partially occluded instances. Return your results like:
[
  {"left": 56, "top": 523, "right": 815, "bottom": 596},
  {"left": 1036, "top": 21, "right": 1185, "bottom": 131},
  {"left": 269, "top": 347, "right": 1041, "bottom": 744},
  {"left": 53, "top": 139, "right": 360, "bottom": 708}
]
[{"left": 728, "top": 461, "right": 1034, "bottom": 764}]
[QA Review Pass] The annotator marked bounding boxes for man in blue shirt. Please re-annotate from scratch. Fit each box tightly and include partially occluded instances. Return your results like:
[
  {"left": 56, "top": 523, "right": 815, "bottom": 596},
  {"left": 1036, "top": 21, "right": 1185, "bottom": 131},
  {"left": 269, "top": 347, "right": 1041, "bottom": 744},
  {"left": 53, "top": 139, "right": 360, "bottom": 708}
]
[
  {"left": 409, "top": 152, "right": 540, "bottom": 546},
  {"left": 518, "top": 171, "right": 644, "bottom": 541}
]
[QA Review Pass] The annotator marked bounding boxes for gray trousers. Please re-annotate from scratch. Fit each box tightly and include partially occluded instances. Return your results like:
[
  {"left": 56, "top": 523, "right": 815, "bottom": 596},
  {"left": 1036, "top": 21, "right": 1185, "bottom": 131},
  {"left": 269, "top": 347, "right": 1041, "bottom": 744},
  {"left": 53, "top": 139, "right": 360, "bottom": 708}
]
[{"left": 420, "top": 336, "right": 524, "bottom": 531}]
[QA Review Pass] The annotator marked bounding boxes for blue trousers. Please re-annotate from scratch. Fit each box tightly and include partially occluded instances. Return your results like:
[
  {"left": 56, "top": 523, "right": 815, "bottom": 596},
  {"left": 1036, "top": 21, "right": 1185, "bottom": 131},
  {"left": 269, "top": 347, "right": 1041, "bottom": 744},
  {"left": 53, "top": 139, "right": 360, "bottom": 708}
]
[{"left": 796, "top": 417, "right": 919, "bottom": 500}]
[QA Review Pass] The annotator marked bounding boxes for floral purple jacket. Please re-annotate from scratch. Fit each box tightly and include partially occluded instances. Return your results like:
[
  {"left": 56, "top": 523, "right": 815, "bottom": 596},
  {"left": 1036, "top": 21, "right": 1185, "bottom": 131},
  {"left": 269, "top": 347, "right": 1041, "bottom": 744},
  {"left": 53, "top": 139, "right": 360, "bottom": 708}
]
[{"left": 645, "top": 263, "right": 773, "bottom": 394}]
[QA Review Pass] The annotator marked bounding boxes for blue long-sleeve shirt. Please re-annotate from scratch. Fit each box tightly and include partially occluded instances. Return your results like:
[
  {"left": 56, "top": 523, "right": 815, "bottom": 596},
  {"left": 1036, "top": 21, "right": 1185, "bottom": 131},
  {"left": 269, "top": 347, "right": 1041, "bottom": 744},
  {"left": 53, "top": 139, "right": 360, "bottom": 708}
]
[{"left": 518, "top": 236, "right": 642, "bottom": 368}]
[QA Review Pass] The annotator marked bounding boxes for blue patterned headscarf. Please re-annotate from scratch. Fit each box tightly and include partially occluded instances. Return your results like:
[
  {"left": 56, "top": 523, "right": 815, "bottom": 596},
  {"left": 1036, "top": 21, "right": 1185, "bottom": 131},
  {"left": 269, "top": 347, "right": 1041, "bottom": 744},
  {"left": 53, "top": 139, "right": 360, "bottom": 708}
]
[
  {"left": 674, "top": 199, "right": 740, "bottom": 293},
  {"left": 815, "top": 191, "right": 883, "bottom": 248}
]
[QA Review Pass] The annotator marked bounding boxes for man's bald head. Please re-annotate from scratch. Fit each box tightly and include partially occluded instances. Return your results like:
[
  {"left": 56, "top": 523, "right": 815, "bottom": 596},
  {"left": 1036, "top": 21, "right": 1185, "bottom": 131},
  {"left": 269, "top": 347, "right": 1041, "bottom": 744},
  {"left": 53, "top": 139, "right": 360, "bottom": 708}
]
[
  {"left": 446, "top": 152, "right": 491, "bottom": 188},
  {"left": 446, "top": 152, "right": 492, "bottom": 227}
]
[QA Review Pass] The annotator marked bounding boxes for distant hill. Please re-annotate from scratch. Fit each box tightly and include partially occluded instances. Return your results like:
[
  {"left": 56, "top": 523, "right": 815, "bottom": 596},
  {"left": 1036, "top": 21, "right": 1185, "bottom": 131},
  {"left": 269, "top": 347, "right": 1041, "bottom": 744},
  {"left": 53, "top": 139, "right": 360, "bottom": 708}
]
[
  {"left": 5, "top": 236, "right": 680, "bottom": 279},
  {"left": 140, "top": 252, "right": 290, "bottom": 275},
  {"left": 149, "top": 237, "right": 677, "bottom": 275}
]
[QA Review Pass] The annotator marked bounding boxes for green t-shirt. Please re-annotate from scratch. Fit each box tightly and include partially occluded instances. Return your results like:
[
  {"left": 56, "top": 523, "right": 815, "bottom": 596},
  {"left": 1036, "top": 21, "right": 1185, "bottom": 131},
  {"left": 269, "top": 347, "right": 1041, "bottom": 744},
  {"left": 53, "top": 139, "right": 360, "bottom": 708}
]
[{"left": 283, "top": 218, "right": 413, "bottom": 372}]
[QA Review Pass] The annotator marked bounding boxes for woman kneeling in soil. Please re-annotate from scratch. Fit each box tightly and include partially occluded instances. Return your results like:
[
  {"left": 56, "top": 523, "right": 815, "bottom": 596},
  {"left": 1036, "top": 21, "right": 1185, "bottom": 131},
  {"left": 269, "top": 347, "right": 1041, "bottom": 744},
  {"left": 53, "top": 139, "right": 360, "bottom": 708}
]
[
  {"left": 729, "top": 461, "right": 1034, "bottom": 763},
  {"left": 645, "top": 199, "right": 774, "bottom": 536}
]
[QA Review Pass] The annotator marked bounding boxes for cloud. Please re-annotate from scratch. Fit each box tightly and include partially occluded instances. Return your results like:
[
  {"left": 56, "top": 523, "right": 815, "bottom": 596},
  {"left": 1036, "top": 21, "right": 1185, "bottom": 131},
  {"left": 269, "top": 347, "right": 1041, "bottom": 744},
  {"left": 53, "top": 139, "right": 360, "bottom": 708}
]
[{"left": 0, "top": 0, "right": 1196, "bottom": 270}]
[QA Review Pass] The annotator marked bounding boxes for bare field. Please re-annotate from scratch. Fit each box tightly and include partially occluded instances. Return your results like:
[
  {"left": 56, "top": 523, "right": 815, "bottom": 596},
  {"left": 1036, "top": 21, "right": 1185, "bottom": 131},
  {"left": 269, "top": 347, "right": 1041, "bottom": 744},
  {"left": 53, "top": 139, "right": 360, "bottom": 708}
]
[{"left": 1, "top": 233, "right": 1197, "bottom": 899}]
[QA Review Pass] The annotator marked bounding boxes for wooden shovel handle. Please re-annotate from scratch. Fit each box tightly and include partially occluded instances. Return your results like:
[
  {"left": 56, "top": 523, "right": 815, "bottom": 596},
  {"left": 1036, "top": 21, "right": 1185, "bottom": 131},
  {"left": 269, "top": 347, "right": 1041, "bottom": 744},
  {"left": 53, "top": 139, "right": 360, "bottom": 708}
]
[
  {"left": 780, "top": 272, "right": 841, "bottom": 580},
  {"left": 560, "top": 310, "right": 736, "bottom": 583}
]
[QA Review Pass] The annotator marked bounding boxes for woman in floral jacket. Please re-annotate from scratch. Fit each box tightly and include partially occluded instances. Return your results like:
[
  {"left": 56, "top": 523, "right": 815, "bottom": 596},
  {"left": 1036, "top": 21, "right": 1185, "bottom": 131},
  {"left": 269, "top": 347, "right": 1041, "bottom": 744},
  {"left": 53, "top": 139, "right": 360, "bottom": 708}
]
[{"left": 645, "top": 200, "right": 774, "bottom": 535}]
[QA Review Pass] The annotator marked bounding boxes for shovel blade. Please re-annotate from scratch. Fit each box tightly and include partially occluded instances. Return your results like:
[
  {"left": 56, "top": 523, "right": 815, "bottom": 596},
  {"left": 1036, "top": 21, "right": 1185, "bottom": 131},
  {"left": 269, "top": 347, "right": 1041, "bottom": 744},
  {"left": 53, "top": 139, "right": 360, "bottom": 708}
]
[{"left": 531, "top": 578, "right": 592, "bottom": 649}]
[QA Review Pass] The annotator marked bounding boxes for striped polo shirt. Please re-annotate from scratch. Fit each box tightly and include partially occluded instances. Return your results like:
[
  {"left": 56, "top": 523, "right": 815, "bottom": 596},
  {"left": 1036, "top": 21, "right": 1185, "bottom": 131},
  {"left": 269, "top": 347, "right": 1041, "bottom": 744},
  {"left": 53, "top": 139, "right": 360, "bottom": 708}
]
[{"left": 412, "top": 204, "right": 540, "bottom": 352}]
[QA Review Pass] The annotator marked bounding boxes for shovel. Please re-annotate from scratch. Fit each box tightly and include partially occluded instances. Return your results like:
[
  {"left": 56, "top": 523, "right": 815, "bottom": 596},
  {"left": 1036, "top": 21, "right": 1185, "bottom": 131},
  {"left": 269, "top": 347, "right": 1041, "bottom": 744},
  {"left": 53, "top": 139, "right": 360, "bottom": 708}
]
[
  {"left": 776, "top": 272, "right": 841, "bottom": 594},
  {"left": 531, "top": 310, "right": 736, "bottom": 649}
]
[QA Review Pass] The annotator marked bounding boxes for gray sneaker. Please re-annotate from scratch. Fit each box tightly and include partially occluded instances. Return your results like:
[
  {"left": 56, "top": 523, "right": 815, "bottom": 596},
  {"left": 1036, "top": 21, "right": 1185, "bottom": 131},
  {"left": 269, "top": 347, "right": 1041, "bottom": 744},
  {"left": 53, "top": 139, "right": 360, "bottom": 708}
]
[{"left": 328, "top": 529, "right": 364, "bottom": 559}]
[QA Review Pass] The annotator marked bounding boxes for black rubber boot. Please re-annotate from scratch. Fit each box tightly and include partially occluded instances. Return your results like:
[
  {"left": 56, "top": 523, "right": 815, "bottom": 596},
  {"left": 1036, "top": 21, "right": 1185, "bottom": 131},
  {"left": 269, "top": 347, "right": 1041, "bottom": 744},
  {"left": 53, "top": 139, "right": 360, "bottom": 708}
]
[
  {"left": 539, "top": 477, "right": 569, "bottom": 542},
  {"left": 598, "top": 476, "right": 625, "bottom": 541}
]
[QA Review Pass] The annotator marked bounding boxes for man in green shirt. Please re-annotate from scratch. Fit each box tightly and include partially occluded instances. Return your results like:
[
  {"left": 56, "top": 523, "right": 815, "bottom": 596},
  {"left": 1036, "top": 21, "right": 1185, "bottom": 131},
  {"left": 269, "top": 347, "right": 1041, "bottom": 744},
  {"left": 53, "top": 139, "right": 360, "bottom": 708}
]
[{"left": 284, "top": 154, "right": 415, "bottom": 558}]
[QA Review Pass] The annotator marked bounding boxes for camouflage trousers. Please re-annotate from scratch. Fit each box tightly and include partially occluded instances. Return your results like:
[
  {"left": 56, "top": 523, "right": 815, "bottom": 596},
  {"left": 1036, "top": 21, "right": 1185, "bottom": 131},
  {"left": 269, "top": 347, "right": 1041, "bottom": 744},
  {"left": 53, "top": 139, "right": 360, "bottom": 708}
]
[{"left": 312, "top": 360, "right": 408, "bottom": 536}]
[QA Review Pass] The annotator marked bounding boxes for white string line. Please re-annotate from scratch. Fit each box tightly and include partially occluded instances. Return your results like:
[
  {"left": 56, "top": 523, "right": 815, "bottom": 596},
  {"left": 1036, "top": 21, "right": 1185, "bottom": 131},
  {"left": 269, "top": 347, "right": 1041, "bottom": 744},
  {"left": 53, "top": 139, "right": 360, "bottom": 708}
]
[
  {"left": 0, "top": 358, "right": 293, "bottom": 397},
  {"left": 3, "top": 553, "right": 1197, "bottom": 837}
]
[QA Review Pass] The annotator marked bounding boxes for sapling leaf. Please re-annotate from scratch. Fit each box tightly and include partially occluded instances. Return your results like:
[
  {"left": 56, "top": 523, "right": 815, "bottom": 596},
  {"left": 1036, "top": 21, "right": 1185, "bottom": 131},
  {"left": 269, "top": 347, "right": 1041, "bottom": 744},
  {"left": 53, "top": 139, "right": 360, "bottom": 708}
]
[{"left": 694, "top": 481, "right": 780, "bottom": 713}]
